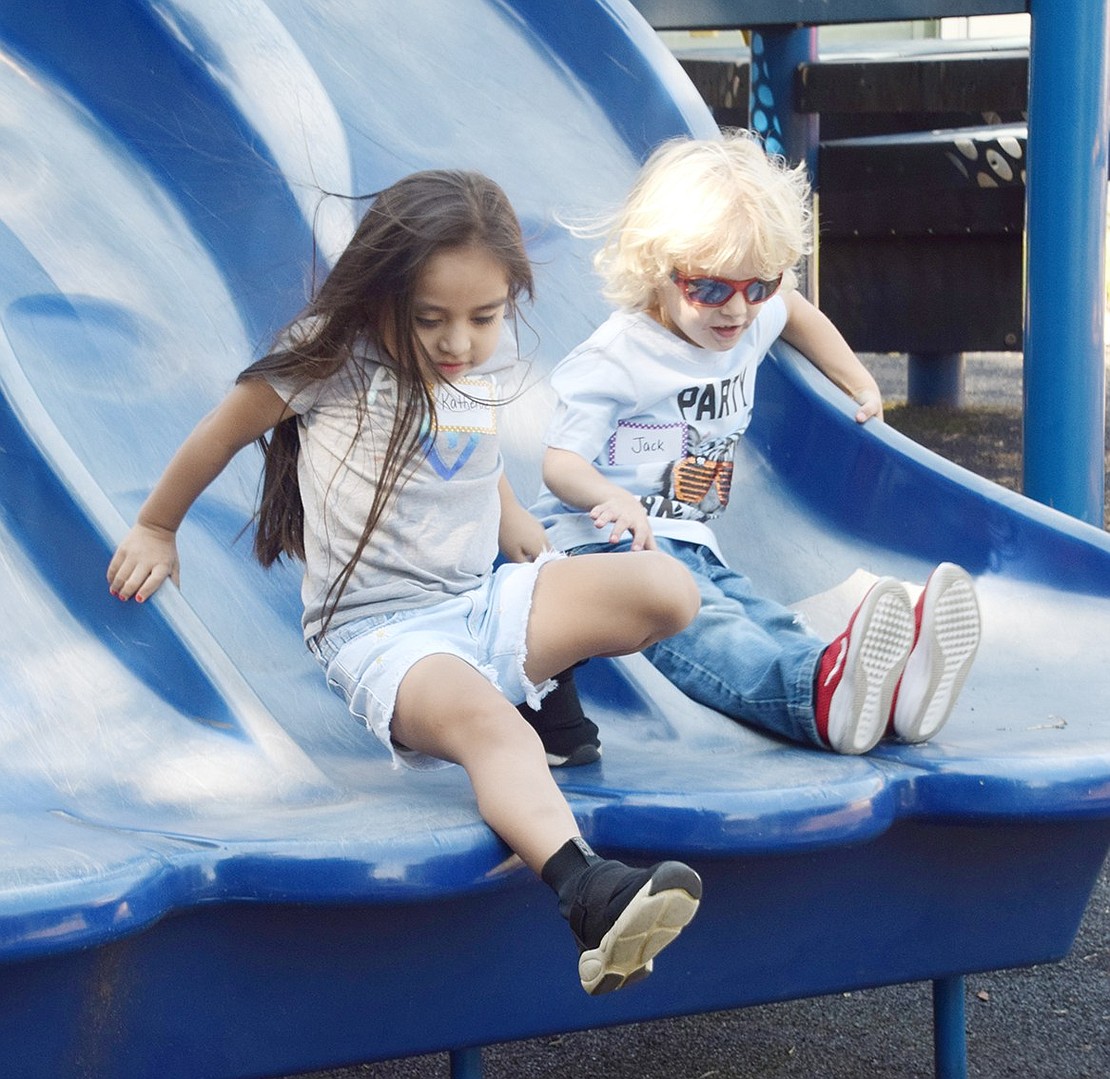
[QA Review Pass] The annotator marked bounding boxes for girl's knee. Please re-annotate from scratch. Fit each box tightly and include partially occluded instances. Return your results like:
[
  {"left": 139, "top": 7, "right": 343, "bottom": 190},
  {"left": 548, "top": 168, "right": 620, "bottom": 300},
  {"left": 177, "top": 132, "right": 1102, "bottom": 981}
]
[
  {"left": 395, "top": 656, "right": 541, "bottom": 763},
  {"left": 454, "top": 700, "right": 544, "bottom": 759},
  {"left": 531, "top": 550, "right": 697, "bottom": 658},
  {"left": 629, "top": 550, "right": 700, "bottom": 637},
  {"left": 660, "top": 554, "right": 701, "bottom": 632}
]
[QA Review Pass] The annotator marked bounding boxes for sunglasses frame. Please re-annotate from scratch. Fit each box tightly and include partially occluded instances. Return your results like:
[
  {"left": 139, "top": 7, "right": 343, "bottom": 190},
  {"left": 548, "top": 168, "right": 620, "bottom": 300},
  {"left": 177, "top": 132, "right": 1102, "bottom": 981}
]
[{"left": 670, "top": 269, "right": 783, "bottom": 307}]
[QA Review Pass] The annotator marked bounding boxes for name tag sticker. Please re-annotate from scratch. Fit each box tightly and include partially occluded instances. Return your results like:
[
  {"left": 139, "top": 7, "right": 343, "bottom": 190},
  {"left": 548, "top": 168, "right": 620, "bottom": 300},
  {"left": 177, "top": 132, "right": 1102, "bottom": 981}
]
[
  {"left": 608, "top": 420, "right": 686, "bottom": 465},
  {"left": 435, "top": 377, "right": 497, "bottom": 434}
]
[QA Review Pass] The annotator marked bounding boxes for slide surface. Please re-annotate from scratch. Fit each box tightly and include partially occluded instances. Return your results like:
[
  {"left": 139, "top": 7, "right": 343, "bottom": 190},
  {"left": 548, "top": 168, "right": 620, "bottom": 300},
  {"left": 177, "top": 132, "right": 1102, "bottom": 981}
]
[{"left": 1, "top": 0, "right": 1108, "bottom": 970}]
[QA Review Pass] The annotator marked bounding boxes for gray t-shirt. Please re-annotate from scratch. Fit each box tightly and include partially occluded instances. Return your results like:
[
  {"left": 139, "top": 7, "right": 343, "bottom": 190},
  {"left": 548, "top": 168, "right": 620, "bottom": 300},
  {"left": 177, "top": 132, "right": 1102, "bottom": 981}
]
[{"left": 267, "top": 348, "right": 504, "bottom": 639}]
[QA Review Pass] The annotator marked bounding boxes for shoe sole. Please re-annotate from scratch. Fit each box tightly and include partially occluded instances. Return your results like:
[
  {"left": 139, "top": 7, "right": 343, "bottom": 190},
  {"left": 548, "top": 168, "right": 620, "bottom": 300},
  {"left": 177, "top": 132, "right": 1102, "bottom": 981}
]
[
  {"left": 546, "top": 744, "right": 602, "bottom": 768},
  {"left": 578, "top": 862, "right": 702, "bottom": 996},
  {"left": 892, "top": 563, "right": 981, "bottom": 743},
  {"left": 825, "top": 578, "right": 915, "bottom": 754}
]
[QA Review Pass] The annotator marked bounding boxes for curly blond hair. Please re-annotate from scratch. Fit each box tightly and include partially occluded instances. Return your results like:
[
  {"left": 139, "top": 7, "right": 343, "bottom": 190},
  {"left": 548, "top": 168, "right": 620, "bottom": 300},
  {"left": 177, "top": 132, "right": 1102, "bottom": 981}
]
[{"left": 592, "top": 131, "right": 812, "bottom": 311}]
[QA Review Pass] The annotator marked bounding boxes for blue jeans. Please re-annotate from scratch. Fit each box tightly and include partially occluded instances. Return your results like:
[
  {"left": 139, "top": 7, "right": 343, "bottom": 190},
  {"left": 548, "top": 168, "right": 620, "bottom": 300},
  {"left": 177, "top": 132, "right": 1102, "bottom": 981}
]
[{"left": 572, "top": 537, "right": 826, "bottom": 747}]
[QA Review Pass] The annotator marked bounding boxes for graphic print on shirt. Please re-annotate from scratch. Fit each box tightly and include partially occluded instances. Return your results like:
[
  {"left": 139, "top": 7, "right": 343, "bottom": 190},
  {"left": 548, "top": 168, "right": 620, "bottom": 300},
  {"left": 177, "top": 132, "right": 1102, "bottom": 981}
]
[
  {"left": 421, "top": 376, "right": 497, "bottom": 480},
  {"left": 642, "top": 433, "right": 738, "bottom": 520},
  {"left": 606, "top": 368, "right": 752, "bottom": 522},
  {"left": 674, "top": 371, "right": 748, "bottom": 425}
]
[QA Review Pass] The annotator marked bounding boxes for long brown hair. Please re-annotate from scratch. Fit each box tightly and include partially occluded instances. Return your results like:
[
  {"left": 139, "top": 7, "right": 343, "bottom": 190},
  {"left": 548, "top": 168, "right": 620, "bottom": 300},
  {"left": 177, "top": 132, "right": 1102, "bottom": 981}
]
[{"left": 239, "top": 170, "right": 534, "bottom": 629}]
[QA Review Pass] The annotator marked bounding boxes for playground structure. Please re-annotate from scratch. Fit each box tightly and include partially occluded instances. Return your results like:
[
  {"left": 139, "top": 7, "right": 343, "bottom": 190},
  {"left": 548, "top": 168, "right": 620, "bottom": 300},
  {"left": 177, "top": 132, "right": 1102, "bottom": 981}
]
[
  {"left": 633, "top": 0, "right": 1108, "bottom": 525},
  {"left": 0, "top": 2, "right": 1107, "bottom": 1078},
  {"left": 671, "top": 34, "right": 1030, "bottom": 406}
]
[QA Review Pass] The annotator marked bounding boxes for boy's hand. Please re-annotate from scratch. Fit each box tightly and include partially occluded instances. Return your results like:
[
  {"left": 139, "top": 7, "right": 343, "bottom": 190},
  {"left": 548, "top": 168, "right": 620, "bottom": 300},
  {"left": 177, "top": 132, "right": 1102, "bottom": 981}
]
[
  {"left": 852, "top": 387, "right": 884, "bottom": 424},
  {"left": 542, "top": 447, "right": 656, "bottom": 550},
  {"left": 107, "top": 523, "right": 180, "bottom": 602},
  {"left": 589, "top": 493, "right": 656, "bottom": 551},
  {"left": 780, "top": 292, "right": 884, "bottom": 424}
]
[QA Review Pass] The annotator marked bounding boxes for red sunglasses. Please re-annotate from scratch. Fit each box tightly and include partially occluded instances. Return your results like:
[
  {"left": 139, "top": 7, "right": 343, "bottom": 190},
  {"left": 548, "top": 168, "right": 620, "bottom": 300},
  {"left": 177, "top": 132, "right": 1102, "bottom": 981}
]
[{"left": 670, "top": 269, "right": 783, "bottom": 307}]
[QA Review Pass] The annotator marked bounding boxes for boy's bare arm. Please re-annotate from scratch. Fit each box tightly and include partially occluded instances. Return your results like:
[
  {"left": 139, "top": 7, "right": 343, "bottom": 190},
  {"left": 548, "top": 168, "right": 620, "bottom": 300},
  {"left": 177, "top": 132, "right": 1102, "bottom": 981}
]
[
  {"left": 779, "top": 291, "right": 883, "bottom": 423},
  {"left": 543, "top": 447, "right": 656, "bottom": 551},
  {"left": 107, "top": 379, "right": 292, "bottom": 601}
]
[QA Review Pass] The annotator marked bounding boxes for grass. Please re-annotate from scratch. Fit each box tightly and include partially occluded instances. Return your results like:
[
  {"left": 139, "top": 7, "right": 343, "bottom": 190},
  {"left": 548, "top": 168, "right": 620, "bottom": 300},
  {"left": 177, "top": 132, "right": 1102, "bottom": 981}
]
[{"left": 884, "top": 402, "right": 1110, "bottom": 530}]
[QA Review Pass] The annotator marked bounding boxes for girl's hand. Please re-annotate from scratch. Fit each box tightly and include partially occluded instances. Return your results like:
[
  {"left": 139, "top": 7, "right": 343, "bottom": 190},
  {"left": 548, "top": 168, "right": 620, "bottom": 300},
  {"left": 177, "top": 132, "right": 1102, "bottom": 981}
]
[
  {"left": 103, "top": 379, "right": 290, "bottom": 603},
  {"left": 107, "top": 523, "right": 181, "bottom": 602},
  {"left": 499, "top": 505, "right": 550, "bottom": 562},
  {"left": 590, "top": 493, "right": 656, "bottom": 551},
  {"left": 497, "top": 474, "right": 550, "bottom": 562}
]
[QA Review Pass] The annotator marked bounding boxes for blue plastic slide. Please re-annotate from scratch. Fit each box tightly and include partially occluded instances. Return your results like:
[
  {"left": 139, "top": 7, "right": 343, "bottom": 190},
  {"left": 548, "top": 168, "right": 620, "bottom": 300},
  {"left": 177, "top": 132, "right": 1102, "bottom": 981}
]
[{"left": 0, "top": 3, "right": 1107, "bottom": 1077}]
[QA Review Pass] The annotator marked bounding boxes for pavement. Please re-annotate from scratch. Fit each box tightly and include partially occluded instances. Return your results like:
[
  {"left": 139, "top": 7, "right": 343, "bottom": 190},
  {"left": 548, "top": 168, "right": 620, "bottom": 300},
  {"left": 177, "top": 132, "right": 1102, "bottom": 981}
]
[{"left": 302, "top": 352, "right": 1109, "bottom": 1079}]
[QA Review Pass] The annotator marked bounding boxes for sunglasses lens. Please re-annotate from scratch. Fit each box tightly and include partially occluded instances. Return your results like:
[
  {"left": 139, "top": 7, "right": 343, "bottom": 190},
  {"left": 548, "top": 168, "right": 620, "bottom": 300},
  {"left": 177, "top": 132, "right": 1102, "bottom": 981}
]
[
  {"left": 744, "top": 277, "right": 781, "bottom": 303},
  {"left": 685, "top": 278, "right": 733, "bottom": 305}
]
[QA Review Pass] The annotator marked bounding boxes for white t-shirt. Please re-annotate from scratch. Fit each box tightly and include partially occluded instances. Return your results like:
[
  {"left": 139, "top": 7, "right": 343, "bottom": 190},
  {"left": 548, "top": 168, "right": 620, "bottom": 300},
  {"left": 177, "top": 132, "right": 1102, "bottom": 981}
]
[
  {"left": 533, "top": 299, "right": 788, "bottom": 557},
  {"left": 267, "top": 346, "right": 506, "bottom": 639}
]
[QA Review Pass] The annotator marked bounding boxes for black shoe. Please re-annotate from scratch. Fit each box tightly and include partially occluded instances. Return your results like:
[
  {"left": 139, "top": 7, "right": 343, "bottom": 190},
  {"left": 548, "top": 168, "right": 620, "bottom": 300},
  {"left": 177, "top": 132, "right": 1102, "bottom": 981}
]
[
  {"left": 518, "top": 669, "right": 601, "bottom": 767},
  {"left": 564, "top": 859, "right": 702, "bottom": 996}
]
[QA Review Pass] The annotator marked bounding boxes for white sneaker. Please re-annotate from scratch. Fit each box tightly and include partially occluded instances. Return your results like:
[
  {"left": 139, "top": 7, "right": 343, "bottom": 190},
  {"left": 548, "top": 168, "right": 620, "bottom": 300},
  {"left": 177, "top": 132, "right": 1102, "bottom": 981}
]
[
  {"left": 890, "top": 563, "right": 981, "bottom": 743},
  {"left": 815, "top": 577, "right": 915, "bottom": 754}
]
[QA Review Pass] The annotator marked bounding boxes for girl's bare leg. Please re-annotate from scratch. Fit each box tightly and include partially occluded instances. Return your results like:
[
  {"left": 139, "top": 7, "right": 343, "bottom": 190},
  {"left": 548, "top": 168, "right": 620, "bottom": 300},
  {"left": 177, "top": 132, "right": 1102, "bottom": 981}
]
[
  {"left": 393, "top": 643, "right": 703, "bottom": 998},
  {"left": 524, "top": 550, "right": 699, "bottom": 683},
  {"left": 391, "top": 653, "right": 579, "bottom": 873}
]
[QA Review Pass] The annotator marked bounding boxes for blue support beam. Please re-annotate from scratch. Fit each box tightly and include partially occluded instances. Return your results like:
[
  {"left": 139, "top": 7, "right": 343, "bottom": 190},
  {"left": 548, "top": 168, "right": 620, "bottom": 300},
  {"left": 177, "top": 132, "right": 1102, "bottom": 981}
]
[
  {"left": 450, "top": 1048, "right": 484, "bottom": 1078},
  {"left": 932, "top": 976, "right": 969, "bottom": 1079},
  {"left": 1023, "top": 0, "right": 1109, "bottom": 524},
  {"left": 749, "top": 26, "right": 818, "bottom": 171},
  {"left": 909, "top": 353, "right": 965, "bottom": 408}
]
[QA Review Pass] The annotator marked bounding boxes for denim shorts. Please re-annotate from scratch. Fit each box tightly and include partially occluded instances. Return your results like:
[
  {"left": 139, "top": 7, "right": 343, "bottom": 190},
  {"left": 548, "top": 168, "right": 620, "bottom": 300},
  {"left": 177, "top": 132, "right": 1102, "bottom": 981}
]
[{"left": 309, "top": 552, "right": 562, "bottom": 770}]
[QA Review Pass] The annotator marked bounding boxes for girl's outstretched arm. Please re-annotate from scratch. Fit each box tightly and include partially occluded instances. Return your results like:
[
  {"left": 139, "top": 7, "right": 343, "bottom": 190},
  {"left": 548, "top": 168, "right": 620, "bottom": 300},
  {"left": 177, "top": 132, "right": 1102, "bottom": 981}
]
[
  {"left": 107, "top": 379, "right": 291, "bottom": 602},
  {"left": 779, "top": 291, "right": 884, "bottom": 423},
  {"left": 497, "top": 473, "right": 549, "bottom": 562},
  {"left": 542, "top": 447, "right": 656, "bottom": 551}
]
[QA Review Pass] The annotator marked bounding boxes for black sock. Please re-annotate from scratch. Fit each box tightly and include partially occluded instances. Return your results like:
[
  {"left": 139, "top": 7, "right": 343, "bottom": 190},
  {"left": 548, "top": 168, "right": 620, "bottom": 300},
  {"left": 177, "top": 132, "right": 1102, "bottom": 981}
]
[
  {"left": 517, "top": 668, "right": 587, "bottom": 726},
  {"left": 541, "top": 836, "right": 602, "bottom": 903},
  {"left": 544, "top": 842, "right": 661, "bottom": 949}
]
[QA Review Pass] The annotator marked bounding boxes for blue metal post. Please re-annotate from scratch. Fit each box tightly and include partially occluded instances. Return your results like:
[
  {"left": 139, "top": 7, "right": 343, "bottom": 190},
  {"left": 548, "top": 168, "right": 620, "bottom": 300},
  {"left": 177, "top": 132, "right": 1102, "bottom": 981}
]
[
  {"left": 908, "top": 352, "right": 965, "bottom": 409},
  {"left": 450, "top": 1047, "right": 483, "bottom": 1078},
  {"left": 748, "top": 26, "right": 819, "bottom": 174},
  {"left": 932, "top": 976, "right": 969, "bottom": 1079},
  {"left": 1023, "top": 0, "right": 1110, "bottom": 524},
  {"left": 749, "top": 26, "right": 819, "bottom": 302}
]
